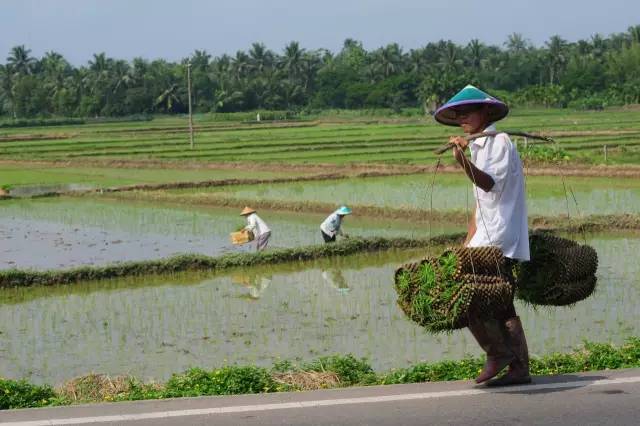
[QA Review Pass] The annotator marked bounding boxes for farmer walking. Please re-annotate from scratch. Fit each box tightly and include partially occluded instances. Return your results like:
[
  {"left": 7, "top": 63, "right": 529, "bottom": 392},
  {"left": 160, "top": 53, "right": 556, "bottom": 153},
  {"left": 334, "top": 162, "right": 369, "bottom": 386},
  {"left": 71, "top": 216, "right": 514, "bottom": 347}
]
[
  {"left": 435, "top": 85, "right": 531, "bottom": 386},
  {"left": 240, "top": 207, "right": 271, "bottom": 251},
  {"left": 320, "top": 206, "right": 352, "bottom": 243}
]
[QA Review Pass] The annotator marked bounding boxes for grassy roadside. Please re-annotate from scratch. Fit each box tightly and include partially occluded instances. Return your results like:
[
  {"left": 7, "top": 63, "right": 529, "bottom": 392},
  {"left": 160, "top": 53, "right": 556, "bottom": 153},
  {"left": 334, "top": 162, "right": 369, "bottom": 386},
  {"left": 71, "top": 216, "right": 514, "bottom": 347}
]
[{"left": 3, "top": 337, "right": 639, "bottom": 410}]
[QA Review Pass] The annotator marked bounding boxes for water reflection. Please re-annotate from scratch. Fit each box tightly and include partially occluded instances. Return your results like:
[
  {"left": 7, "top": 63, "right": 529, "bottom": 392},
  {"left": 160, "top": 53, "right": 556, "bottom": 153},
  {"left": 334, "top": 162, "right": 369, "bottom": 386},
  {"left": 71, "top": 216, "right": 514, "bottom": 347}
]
[
  {"left": 232, "top": 273, "right": 272, "bottom": 299},
  {"left": 322, "top": 269, "right": 350, "bottom": 293}
]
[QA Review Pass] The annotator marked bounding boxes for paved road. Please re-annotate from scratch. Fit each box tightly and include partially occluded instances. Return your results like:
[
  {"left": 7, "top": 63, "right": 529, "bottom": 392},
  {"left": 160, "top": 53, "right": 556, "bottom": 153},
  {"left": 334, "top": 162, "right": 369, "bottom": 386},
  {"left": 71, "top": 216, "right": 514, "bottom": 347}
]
[{"left": 3, "top": 369, "right": 639, "bottom": 426}]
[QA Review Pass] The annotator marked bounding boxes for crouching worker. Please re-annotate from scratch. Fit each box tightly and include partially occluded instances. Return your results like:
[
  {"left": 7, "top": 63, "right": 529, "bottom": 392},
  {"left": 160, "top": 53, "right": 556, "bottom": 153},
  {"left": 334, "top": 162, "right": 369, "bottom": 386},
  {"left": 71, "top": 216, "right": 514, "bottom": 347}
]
[
  {"left": 320, "top": 206, "right": 352, "bottom": 243},
  {"left": 240, "top": 207, "right": 271, "bottom": 251},
  {"left": 434, "top": 85, "right": 531, "bottom": 386}
]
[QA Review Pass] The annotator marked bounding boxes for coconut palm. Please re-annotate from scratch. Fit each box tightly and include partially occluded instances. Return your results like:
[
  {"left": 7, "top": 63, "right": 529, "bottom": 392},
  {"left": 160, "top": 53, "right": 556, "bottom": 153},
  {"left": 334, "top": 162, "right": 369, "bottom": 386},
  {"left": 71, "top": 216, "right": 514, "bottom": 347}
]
[
  {"left": 376, "top": 43, "right": 404, "bottom": 78},
  {"left": 248, "top": 43, "right": 274, "bottom": 75},
  {"left": 155, "top": 84, "right": 182, "bottom": 112},
  {"left": 505, "top": 33, "right": 529, "bottom": 53},
  {"left": 7, "top": 45, "right": 36, "bottom": 75},
  {"left": 466, "top": 39, "right": 485, "bottom": 70},
  {"left": 629, "top": 25, "right": 640, "bottom": 44},
  {"left": 190, "top": 50, "right": 211, "bottom": 71},
  {"left": 438, "top": 41, "right": 462, "bottom": 72},
  {"left": 0, "top": 64, "right": 16, "bottom": 117},
  {"left": 546, "top": 35, "right": 568, "bottom": 84},
  {"left": 408, "top": 48, "right": 428, "bottom": 75},
  {"left": 231, "top": 51, "right": 251, "bottom": 82},
  {"left": 281, "top": 41, "right": 305, "bottom": 81},
  {"left": 88, "top": 53, "right": 111, "bottom": 73}
]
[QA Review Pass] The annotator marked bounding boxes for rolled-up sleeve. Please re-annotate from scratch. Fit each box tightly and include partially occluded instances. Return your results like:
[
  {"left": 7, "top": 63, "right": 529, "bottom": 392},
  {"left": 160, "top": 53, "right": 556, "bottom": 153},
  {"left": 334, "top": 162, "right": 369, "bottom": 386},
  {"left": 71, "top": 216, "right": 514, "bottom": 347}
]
[{"left": 485, "top": 135, "right": 511, "bottom": 194}]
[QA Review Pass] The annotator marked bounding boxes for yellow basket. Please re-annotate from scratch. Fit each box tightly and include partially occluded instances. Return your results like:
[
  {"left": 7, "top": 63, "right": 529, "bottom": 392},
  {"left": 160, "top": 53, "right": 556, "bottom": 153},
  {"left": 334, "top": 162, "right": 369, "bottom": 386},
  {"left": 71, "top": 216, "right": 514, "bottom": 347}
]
[{"left": 230, "top": 230, "right": 254, "bottom": 245}]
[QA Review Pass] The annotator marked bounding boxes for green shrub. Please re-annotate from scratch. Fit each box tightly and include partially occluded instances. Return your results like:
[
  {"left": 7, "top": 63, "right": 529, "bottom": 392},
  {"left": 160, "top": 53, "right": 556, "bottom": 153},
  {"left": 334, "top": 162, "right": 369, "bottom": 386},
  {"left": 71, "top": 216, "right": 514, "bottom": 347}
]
[
  {"left": 0, "top": 379, "right": 57, "bottom": 409},
  {"left": 163, "top": 366, "right": 277, "bottom": 397},
  {"left": 302, "top": 355, "right": 376, "bottom": 385},
  {"left": 521, "top": 144, "right": 571, "bottom": 163},
  {"left": 380, "top": 357, "right": 482, "bottom": 384}
]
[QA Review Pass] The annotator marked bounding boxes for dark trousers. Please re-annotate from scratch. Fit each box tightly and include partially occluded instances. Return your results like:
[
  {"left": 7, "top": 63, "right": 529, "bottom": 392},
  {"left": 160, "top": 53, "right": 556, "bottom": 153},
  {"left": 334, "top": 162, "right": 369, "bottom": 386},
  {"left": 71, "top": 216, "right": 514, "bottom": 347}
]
[{"left": 321, "top": 231, "right": 336, "bottom": 243}]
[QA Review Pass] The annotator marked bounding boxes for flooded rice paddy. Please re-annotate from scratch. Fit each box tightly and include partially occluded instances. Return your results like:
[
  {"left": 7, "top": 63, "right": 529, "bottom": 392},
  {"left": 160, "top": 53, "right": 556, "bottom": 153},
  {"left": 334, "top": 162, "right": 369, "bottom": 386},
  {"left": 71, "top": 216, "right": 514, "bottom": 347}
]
[
  {"left": 185, "top": 174, "right": 640, "bottom": 216},
  {"left": 0, "top": 232, "right": 637, "bottom": 384},
  {"left": 0, "top": 197, "right": 457, "bottom": 270}
]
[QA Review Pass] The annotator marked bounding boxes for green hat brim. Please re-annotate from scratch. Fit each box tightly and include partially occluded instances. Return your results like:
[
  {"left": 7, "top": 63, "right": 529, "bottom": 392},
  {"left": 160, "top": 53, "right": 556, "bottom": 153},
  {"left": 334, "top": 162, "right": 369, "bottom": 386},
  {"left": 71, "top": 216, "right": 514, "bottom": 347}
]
[{"left": 434, "top": 85, "right": 509, "bottom": 126}]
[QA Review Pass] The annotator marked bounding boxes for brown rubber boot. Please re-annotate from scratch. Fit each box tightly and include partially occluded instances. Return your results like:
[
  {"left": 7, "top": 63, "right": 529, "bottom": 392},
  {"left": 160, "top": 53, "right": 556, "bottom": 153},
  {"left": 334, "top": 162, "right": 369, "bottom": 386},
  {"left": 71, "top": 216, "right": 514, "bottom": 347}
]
[
  {"left": 467, "top": 318, "right": 515, "bottom": 384},
  {"left": 486, "top": 316, "right": 532, "bottom": 387}
]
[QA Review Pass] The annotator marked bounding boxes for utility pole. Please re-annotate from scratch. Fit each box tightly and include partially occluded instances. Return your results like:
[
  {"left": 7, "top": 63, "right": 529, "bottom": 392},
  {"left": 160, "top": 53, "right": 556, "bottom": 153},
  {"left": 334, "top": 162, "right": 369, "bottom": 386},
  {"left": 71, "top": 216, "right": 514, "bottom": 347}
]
[{"left": 187, "top": 60, "right": 194, "bottom": 149}]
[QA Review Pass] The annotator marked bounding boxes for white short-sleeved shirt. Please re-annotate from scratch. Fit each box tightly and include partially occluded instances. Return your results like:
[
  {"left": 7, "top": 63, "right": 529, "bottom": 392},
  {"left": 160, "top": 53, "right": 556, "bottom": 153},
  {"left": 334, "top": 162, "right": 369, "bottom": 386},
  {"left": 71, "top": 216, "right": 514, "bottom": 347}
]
[
  {"left": 467, "top": 124, "right": 530, "bottom": 261},
  {"left": 245, "top": 213, "right": 271, "bottom": 237}
]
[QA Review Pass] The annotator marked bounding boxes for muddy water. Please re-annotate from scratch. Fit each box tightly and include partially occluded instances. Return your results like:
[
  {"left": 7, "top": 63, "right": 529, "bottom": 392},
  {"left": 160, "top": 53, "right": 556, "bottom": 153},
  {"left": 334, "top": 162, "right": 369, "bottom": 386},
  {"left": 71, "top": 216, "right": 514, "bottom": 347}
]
[
  {"left": 0, "top": 233, "right": 637, "bottom": 384},
  {"left": 0, "top": 198, "right": 457, "bottom": 270},
  {"left": 196, "top": 174, "right": 640, "bottom": 216}
]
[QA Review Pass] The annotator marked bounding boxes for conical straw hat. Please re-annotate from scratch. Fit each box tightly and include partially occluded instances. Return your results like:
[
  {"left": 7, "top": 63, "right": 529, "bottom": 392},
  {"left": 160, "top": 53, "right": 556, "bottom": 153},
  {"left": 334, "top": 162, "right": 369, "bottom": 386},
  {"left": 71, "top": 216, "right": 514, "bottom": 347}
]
[
  {"left": 240, "top": 206, "right": 256, "bottom": 216},
  {"left": 434, "top": 84, "right": 509, "bottom": 127}
]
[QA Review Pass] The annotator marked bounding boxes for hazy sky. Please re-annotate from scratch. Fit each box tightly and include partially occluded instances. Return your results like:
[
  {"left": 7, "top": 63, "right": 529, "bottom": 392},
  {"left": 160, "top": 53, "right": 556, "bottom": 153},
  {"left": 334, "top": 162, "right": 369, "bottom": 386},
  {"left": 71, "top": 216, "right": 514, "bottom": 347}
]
[{"left": 2, "top": 0, "right": 638, "bottom": 65}]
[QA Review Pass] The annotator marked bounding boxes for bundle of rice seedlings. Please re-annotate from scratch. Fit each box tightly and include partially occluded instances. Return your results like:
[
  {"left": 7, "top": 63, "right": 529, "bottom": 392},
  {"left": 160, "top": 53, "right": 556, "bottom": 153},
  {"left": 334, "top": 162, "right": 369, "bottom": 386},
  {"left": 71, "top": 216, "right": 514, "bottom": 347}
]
[
  {"left": 515, "top": 232, "right": 598, "bottom": 306},
  {"left": 394, "top": 247, "right": 513, "bottom": 333}
]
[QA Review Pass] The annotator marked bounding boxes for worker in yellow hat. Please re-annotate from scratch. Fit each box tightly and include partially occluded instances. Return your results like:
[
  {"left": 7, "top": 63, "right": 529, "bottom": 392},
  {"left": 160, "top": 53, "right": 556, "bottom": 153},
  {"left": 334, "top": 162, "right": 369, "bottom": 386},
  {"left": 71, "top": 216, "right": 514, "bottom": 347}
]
[{"left": 240, "top": 207, "right": 271, "bottom": 251}]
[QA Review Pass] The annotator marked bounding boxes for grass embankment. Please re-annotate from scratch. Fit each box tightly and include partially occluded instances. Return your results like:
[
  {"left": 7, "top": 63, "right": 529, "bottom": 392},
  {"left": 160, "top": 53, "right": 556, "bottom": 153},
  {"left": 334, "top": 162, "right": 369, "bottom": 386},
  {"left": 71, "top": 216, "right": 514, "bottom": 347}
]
[
  {"left": 0, "top": 235, "right": 463, "bottom": 288},
  {"left": 1, "top": 109, "right": 640, "bottom": 164},
  {"left": 3, "top": 337, "right": 640, "bottom": 410}
]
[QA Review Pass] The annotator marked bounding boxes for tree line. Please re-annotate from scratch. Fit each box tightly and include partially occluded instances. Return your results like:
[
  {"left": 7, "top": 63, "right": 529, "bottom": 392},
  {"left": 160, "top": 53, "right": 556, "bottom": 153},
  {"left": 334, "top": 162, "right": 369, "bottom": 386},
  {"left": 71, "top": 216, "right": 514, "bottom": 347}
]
[{"left": 1, "top": 26, "right": 639, "bottom": 118}]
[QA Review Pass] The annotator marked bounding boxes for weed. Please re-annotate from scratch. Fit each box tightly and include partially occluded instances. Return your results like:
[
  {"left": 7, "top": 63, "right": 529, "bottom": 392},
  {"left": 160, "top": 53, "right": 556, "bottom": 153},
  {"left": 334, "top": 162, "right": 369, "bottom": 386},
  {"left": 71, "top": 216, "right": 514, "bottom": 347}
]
[
  {"left": 0, "top": 378, "right": 57, "bottom": 409},
  {"left": 163, "top": 366, "right": 278, "bottom": 397}
]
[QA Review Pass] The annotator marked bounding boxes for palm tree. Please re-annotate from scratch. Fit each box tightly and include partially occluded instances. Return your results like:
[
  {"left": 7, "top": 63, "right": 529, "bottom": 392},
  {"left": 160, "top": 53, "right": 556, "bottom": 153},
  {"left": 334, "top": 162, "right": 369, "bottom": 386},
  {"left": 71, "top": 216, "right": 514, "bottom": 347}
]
[
  {"left": 299, "top": 51, "right": 322, "bottom": 91},
  {"left": 376, "top": 43, "right": 403, "bottom": 78},
  {"left": 88, "top": 52, "right": 111, "bottom": 73},
  {"left": 111, "top": 60, "right": 132, "bottom": 94},
  {"left": 281, "top": 41, "right": 305, "bottom": 81},
  {"left": 466, "top": 39, "right": 485, "bottom": 70},
  {"left": 505, "top": 33, "right": 528, "bottom": 53},
  {"left": 231, "top": 51, "right": 251, "bottom": 82},
  {"left": 248, "top": 42, "right": 274, "bottom": 75},
  {"left": 190, "top": 50, "right": 211, "bottom": 70},
  {"left": 0, "top": 64, "right": 16, "bottom": 117},
  {"left": 629, "top": 25, "right": 640, "bottom": 44},
  {"left": 362, "top": 60, "right": 381, "bottom": 84},
  {"left": 155, "top": 84, "right": 182, "bottom": 112},
  {"left": 546, "top": 35, "right": 568, "bottom": 84},
  {"left": 408, "top": 48, "right": 428, "bottom": 75},
  {"left": 438, "top": 41, "right": 461, "bottom": 72},
  {"left": 7, "top": 45, "right": 36, "bottom": 75}
]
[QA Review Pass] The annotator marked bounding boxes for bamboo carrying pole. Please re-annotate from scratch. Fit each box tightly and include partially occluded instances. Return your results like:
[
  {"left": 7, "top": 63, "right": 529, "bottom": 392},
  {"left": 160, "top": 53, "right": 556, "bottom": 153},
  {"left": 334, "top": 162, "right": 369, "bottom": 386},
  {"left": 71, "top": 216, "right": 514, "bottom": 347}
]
[{"left": 433, "top": 131, "right": 555, "bottom": 155}]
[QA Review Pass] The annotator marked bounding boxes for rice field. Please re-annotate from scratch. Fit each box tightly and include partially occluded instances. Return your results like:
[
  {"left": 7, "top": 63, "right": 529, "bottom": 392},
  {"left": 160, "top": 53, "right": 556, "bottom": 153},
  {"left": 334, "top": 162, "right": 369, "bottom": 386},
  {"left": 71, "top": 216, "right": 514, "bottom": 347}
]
[
  {"left": 1, "top": 108, "right": 640, "bottom": 165},
  {"left": 124, "top": 173, "right": 640, "bottom": 217},
  {"left": 1, "top": 232, "right": 637, "bottom": 384},
  {"left": 0, "top": 197, "right": 458, "bottom": 270},
  {"left": 2, "top": 108, "right": 640, "bottom": 387}
]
